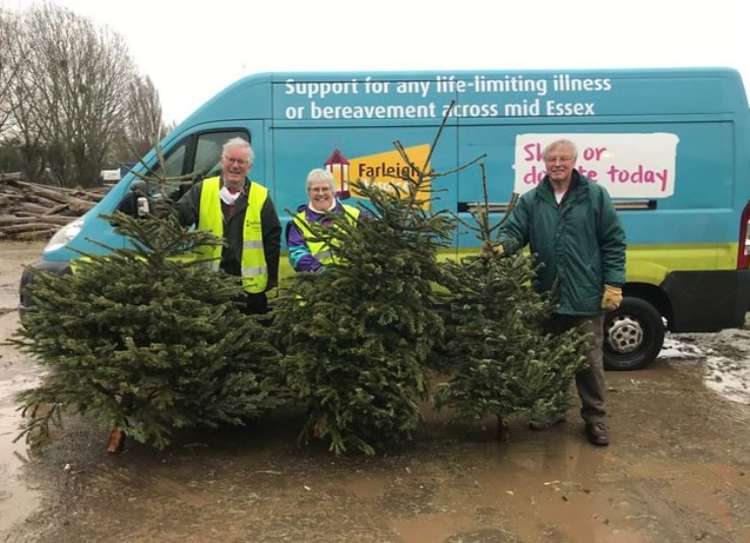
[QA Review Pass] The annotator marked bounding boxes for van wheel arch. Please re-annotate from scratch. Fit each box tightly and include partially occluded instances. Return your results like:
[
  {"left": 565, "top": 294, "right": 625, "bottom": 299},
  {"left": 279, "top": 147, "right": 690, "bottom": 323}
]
[
  {"left": 603, "top": 285, "right": 670, "bottom": 371},
  {"left": 622, "top": 283, "right": 672, "bottom": 326}
]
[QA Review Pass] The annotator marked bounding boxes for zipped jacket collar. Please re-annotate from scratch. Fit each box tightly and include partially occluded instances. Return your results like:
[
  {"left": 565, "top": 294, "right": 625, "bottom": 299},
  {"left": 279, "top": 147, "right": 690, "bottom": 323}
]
[{"left": 536, "top": 169, "right": 588, "bottom": 205}]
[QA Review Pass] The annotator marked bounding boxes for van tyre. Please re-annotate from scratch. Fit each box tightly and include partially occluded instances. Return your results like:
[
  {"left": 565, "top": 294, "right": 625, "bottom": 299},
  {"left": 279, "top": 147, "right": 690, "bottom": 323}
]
[{"left": 603, "top": 297, "right": 664, "bottom": 371}]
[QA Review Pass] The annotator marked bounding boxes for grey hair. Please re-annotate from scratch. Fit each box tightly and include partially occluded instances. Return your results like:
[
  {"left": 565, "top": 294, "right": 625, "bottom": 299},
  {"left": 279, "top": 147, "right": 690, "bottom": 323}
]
[
  {"left": 306, "top": 168, "right": 335, "bottom": 192},
  {"left": 222, "top": 137, "right": 255, "bottom": 164},
  {"left": 543, "top": 139, "right": 578, "bottom": 160}
]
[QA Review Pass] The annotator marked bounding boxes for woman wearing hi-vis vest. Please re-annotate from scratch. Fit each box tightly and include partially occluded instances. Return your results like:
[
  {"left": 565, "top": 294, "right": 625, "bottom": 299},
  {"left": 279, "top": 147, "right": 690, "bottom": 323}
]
[
  {"left": 175, "top": 137, "right": 281, "bottom": 315},
  {"left": 286, "top": 169, "right": 361, "bottom": 273}
]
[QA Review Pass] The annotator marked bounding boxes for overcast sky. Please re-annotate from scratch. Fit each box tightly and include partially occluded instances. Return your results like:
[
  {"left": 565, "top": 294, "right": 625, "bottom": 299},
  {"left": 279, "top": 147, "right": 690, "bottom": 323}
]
[{"left": 6, "top": 0, "right": 747, "bottom": 124}]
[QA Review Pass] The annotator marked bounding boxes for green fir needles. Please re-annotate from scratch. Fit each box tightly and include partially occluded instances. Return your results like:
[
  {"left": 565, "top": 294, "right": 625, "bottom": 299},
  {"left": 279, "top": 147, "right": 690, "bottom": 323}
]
[
  {"left": 433, "top": 164, "right": 589, "bottom": 431},
  {"left": 14, "top": 212, "right": 283, "bottom": 449},
  {"left": 273, "top": 127, "right": 456, "bottom": 455}
]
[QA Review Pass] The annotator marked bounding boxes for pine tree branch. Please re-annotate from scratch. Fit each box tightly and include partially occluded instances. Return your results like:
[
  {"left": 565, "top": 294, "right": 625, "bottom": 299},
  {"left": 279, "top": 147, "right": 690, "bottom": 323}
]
[
  {"left": 422, "top": 100, "right": 455, "bottom": 172},
  {"left": 431, "top": 153, "right": 486, "bottom": 179}
]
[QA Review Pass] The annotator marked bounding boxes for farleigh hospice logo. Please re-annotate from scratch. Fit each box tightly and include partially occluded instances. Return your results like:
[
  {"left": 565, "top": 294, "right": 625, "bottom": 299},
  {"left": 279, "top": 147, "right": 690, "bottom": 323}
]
[{"left": 323, "top": 145, "right": 432, "bottom": 208}]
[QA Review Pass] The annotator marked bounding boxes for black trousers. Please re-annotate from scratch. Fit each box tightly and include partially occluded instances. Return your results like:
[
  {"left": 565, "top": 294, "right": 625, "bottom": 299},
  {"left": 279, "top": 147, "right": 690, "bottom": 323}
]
[{"left": 243, "top": 292, "right": 268, "bottom": 315}]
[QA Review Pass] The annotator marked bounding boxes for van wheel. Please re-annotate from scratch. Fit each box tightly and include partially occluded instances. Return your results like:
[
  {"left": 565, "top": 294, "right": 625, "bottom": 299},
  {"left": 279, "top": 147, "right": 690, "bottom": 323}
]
[{"left": 603, "top": 297, "right": 664, "bottom": 371}]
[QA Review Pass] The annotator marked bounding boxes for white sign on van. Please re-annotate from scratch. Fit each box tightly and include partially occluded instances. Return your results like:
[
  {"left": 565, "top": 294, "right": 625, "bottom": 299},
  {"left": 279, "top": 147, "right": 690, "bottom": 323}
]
[{"left": 514, "top": 133, "right": 679, "bottom": 198}]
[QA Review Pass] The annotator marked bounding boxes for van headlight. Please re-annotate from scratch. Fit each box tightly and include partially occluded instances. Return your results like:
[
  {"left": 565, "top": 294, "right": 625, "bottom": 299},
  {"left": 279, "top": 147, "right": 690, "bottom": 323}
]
[{"left": 44, "top": 217, "right": 84, "bottom": 253}]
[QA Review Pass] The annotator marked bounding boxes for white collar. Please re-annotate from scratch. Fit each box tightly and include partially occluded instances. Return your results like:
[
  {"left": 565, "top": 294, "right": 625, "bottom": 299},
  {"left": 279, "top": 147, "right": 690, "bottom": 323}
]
[
  {"left": 308, "top": 200, "right": 337, "bottom": 213},
  {"left": 220, "top": 186, "right": 242, "bottom": 205}
]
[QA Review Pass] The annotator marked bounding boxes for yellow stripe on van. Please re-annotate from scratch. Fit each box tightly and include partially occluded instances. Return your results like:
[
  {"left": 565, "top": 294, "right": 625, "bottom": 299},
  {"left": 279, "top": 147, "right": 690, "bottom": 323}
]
[
  {"left": 626, "top": 242, "right": 738, "bottom": 284},
  {"left": 450, "top": 242, "right": 739, "bottom": 287},
  {"left": 277, "top": 242, "right": 739, "bottom": 288}
]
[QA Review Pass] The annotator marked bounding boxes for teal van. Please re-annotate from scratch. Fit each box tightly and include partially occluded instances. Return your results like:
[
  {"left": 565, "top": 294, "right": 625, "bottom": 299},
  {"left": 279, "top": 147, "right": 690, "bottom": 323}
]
[{"left": 21, "top": 68, "right": 750, "bottom": 370}]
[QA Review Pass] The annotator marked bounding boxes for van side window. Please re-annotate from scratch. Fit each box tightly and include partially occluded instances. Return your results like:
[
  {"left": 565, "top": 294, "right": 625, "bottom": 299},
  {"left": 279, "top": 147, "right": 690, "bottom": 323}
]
[
  {"left": 151, "top": 141, "right": 187, "bottom": 180},
  {"left": 144, "top": 130, "right": 247, "bottom": 200},
  {"left": 193, "top": 131, "right": 248, "bottom": 178}
]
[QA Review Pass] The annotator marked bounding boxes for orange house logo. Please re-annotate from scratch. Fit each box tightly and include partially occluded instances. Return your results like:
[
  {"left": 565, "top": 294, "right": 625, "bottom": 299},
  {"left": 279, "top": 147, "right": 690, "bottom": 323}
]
[{"left": 324, "top": 145, "right": 432, "bottom": 208}]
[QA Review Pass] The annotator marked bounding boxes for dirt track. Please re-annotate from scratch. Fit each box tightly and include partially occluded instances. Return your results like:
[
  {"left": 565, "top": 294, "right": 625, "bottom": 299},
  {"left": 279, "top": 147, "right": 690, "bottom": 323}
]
[{"left": 1, "top": 241, "right": 749, "bottom": 543}]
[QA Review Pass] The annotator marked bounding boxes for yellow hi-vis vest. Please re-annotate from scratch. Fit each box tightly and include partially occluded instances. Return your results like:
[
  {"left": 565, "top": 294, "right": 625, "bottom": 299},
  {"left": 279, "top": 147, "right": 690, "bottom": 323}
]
[
  {"left": 293, "top": 204, "right": 360, "bottom": 266},
  {"left": 197, "top": 176, "right": 269, "bottom": 293}
]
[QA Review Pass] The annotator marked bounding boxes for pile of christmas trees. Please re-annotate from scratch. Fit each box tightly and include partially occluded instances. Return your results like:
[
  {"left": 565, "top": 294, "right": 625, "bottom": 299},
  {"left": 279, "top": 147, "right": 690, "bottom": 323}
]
[{"left": 14, "top": 114, "right": 588, "bottom": 455}]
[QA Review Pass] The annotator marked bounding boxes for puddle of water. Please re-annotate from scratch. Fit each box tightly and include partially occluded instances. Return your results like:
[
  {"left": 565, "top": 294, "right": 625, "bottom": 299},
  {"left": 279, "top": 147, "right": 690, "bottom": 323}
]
[
  {"left": 344, "top": 474, "right": 389, "bottom": 499},
  {"left": 377, "top": 434, "right": 672, "bottom": 543},
  {"left": 658, "top": 335, "right": 750, "bottom": 405},
  {"left": 0, "top": 312, "right": 43, "bottom": 535},
  {"left": 0, "top": 373, "right": 42, "bottom": 534},
  {"left": 704, "top": 355, "right": 750, "bottom": 405},
  {"left": 390, "top": 512, "right": 474, "bottom": 543}
]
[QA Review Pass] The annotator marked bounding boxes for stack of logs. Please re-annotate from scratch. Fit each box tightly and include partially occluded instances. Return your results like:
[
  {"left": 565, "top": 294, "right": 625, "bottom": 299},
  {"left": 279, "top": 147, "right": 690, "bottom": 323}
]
[{"left": 0, "top": 173, "right": 107, "bottom": 241}]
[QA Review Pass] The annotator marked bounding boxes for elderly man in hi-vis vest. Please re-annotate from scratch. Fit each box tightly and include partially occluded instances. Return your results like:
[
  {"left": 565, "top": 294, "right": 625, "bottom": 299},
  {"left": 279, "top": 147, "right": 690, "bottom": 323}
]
[{"left": 176, "top": 137, "right": 281, "bottom": 314}]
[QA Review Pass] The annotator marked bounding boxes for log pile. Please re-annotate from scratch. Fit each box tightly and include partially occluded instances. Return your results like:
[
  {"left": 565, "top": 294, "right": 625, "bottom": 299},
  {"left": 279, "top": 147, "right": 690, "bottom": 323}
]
[{"left": 0, "top": 173, "right": 107, "bottom": 240}]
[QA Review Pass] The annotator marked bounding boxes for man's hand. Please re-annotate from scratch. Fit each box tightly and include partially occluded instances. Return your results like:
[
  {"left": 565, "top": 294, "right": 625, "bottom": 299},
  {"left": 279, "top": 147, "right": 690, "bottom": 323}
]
[
  {"left": 481, "top": 240, "right": 504, "bottom": 257},
  {"left": 601, "top": 284, "right": 623, "bottom": 311}
]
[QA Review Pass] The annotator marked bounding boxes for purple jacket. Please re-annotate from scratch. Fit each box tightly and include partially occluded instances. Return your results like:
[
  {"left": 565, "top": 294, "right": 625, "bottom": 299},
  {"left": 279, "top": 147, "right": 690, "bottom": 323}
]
[{"left": 286, "top": 202, "right": 347, "bottom": 272}]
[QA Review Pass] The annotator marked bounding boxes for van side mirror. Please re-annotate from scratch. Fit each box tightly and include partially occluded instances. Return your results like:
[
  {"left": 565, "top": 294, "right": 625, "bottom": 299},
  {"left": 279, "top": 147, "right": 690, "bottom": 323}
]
[
  {"left": 116, "top": 180, "right": 153, "bottom": 218},
  {"left": 117, "top": 190, "right": 138, "bottom": 217}
]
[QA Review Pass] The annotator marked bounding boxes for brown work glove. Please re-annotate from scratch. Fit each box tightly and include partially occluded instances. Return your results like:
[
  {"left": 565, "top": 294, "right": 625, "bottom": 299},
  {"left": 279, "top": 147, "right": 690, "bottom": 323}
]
[
  {"left": 601, "top": 284, "right": 623, "bottom": 311},
  {"left": 481, "top": 240, "right": 504, "bottom": 257}
]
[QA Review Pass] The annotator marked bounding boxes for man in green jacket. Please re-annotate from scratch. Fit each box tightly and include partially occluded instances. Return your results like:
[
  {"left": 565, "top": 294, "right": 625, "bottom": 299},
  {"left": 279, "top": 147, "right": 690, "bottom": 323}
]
[
  {"left": 495, "top": 138, "right": 626, "bottom": 446},
  {"left": 175, "top": 137, "right": 281, "bottom": 315}
]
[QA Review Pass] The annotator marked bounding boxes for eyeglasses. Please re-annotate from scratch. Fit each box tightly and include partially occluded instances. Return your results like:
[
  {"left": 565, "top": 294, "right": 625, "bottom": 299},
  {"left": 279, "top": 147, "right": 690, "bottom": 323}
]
[
  {"left": 544, "top": 155, "right": 574, "bottom": 164},
  {"left": 223, "top": 157, "right": 249, "bottom": 166}
]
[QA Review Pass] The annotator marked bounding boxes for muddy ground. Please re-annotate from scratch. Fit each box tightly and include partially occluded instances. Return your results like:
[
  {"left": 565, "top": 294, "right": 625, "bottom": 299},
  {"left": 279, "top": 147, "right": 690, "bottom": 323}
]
[{"left": 0, "top": 241, "right": 749, "bottom": 543}]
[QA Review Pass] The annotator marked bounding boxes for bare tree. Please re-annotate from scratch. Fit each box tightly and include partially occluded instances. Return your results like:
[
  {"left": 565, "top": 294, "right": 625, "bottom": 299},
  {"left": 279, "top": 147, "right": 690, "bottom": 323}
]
[
  {"left": 6, "top": 85, "right": 48, "bottom": 180},
  {"left": 0, "top": 8, "right": 47, "bottom": 178},
  {"left": 12, "top": 3, "right": 137, "bottom": 186},
  {"left": 0, "top": 8, "right": 24, "bottom": 138},
  {"left": 126, "top": 75, "right": 170, "bottom": 157},
  {"left": 108, "top": 74, "right": 171, "bottom": 166}
]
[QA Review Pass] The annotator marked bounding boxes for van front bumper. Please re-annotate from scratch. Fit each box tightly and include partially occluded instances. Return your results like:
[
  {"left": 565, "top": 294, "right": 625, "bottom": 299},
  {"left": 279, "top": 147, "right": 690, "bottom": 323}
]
[
  {"left": 19, "top": 259, "right": 71, "bottom": 315},
  {"left": 663, "top": 269, "right": 750, "bottom": 332}
]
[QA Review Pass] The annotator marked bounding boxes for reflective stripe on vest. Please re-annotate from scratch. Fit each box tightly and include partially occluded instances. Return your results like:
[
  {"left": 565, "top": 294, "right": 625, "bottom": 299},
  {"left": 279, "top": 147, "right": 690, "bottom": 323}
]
[
  {"left": 197, "top": 176, "right": 269, "bottom": 293},
  {"left": 294, "top": 204, "right": 360, "bottom": 266}
]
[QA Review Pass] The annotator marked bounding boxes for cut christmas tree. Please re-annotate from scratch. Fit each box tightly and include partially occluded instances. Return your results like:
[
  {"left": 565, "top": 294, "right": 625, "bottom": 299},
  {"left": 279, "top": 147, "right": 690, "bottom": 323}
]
[
  {"left": 14, "top": 212, "right": 285, "bottom": 450},
  {"left": 433, "top": 164, "right": 590, "bottom": 435},
  {"left": 273, "top": 128, "right": 458, "bottom": 455}
]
